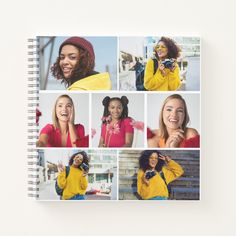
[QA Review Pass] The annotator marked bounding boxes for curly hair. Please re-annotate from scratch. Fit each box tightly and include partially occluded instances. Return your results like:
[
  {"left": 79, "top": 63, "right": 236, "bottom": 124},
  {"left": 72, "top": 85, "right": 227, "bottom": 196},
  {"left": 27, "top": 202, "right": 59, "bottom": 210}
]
[
  {"left": 159, "top": 94, "right": 190, "bottom": 142},
  {"left": 139, "top": 150, "right": 165, "bottom": 172},
  {"left": 154, "top": 37, "right": 181, "bottom": 60},
  {"left": 68, "top": 151, "right": 89, "bottom": 169},
  {"left": 102, "top": 96, "right": 129, "bottom": 123},
  {"left": 51, "top": 47, "right": 95, "bottom": 88}
]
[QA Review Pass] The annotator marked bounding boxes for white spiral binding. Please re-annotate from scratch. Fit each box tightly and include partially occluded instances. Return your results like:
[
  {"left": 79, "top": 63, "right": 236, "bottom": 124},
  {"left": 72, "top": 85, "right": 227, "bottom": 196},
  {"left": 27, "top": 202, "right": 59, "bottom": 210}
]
[{"left": 27, "top": 38, "right": 39, "bottom": 199}]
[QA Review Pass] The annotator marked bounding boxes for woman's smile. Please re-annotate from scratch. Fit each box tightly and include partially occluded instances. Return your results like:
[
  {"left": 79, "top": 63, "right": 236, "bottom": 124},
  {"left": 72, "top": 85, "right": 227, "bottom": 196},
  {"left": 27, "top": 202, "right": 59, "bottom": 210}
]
[
  {"left": 156, "top": 41, "right": 168, "bottom": 60},
  {"left": 108, "top": 100, "right": 123, "bottom": 120},
  {"left": 163, "top": 98, "right": 185, "bottom": 130},
  {"left": 149, "top": 153, "right": 158, "bottom": 169},
  {"left": 59, "top": 45, "right": 80, "bottom": 79},
  {"left": 56, "top": 97, "right": 73, "bottom": 122}
]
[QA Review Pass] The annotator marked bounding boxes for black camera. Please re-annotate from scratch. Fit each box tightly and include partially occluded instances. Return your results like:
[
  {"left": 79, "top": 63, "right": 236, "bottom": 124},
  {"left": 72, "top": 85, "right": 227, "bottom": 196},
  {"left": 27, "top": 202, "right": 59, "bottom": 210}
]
[
  {"left": 80, "top": 163, "right": 89, "bottom": 172},
  {"left": 145, "top": 170, "right": 156, "bottom": 179},
  {"left": 161, "top": 59, "right": 175, "bottom": 69}
]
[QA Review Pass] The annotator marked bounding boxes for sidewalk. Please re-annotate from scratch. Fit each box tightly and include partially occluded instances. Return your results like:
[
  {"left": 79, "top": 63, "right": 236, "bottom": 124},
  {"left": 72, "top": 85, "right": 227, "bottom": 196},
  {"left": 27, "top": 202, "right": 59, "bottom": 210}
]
[{"left": 38, "top": 181, "right": 111, "bottom": 200}]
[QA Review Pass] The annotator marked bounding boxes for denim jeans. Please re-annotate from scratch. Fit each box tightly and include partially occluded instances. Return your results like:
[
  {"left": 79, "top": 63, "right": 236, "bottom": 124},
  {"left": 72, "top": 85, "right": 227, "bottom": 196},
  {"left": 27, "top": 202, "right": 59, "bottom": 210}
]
[
  {"left": 69, "top": 194, "right": 85, "bottom": 200},
  {"left": 148, "top": 196, "right": 167, "bottom": 200}
]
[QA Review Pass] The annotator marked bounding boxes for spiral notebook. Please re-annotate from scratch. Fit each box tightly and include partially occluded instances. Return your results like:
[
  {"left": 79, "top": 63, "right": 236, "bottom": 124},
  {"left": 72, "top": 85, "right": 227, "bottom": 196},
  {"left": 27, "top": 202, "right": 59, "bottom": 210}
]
[{"left": 28, "top": 36, "right": 201, "bottom": 201}]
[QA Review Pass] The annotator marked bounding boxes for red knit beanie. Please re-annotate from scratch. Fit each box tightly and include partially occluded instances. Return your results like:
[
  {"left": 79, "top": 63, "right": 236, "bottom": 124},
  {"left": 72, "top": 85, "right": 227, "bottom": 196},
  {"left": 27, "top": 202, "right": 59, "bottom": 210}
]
[{"left": 59, "top": 37, "right": 95, "bottom": 62}]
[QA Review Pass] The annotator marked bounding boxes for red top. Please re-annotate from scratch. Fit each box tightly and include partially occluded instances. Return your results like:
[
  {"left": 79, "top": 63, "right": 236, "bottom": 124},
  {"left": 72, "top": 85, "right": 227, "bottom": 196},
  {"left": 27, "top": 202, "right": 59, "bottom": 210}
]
[
  {"left": 101, "top": 117, "right": 134, "bottom": 147},
  {"left": 40, "top": 124, "right": 87, "bottom": 147}
]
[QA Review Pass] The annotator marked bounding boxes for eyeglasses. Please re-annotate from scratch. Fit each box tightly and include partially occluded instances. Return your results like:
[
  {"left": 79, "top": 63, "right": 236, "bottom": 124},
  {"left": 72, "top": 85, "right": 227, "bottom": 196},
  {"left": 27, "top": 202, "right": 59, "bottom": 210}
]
[{"left": 155, "top": 45, "right": 167, "bottom": 50}]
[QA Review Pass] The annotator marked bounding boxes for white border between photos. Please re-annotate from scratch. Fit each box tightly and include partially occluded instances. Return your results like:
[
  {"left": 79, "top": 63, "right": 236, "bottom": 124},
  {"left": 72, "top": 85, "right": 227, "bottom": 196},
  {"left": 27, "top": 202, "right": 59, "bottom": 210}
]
[{"left": 35, "top": 36, "right": 201, "bottom": 202}]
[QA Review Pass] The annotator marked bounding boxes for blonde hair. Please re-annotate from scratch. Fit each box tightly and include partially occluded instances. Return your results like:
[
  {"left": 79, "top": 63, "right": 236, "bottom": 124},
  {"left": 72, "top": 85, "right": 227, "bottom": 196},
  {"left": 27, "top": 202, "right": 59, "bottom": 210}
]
[
  {"left": 52, "top": 94, "right": 74, "bottom": 129},
  {"left": 159, "top": 94, "right": 190, "bottom": 141}
]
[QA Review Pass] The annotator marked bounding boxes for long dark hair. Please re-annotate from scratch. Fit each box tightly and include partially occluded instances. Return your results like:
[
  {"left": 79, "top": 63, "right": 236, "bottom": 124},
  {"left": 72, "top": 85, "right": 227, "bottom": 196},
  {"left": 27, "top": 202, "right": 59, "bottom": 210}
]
[
  {"left": 139, "top": 150, "right": 165, "bottom": 172},
  {"left": 68, "top": 151, "right": 89, "bottom": 168},
  {"left": 102, "top": 96, "right": 129, "bottom": 123},
  {"left": 51, "top": 46, "right": 97, "bottom": 88},
  {"left": 154, "top": 37, "right": 181, "bottom": 60}
]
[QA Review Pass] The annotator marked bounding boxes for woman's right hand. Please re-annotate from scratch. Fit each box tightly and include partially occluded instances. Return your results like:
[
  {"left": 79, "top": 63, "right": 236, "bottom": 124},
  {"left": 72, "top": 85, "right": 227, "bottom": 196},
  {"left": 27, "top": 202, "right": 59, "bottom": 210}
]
[
  {"left": 159, "top": 63, "right": 167, "bottom": 76},
  {"left": 142, "top": 171, "right": 150, "bottom": 186},
  {"left": 165, "top": 129, "right": 185, "bottom": 147},
  {"left": 57, "top": 162, "right": 65, "bottom": 173}
]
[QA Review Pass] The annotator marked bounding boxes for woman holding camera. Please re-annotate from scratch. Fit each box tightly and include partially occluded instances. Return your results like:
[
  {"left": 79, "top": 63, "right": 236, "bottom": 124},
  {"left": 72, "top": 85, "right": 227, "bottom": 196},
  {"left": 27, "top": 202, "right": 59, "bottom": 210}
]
[
  {"left": 137, "top": 150, "right": 184, "bottom": 200},
  {"left": 51, "top": 37, "right": 111, "bottom": 90},
  {"left": 144, "top": 37, "right": 181, "bottom": 91},
  {"left": 147, "top": 94, "right": 200, "bottom": 148},
  {"left": 57, "top": 151, "right": 89, "bottom": 200}
]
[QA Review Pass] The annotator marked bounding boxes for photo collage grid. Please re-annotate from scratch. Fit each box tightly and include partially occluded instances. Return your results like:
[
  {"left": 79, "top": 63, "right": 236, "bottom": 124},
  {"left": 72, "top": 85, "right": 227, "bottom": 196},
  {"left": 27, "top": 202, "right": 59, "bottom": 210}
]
[{"left": 33, "top": 36, "right": 200, "bottom": 201}]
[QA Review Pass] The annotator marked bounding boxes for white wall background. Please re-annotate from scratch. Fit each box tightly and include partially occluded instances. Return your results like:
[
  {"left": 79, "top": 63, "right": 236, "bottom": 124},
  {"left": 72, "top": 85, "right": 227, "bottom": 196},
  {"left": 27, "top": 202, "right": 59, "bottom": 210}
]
[
  {"left": 91, "top": 93, "right": 144, "bottom": 147},
  {"left": 147, "top": 93, "right": 200, "bottom": 132},
  {"left": 1, "top": 0, "right": 236, "bottom": 236},
  {"left": 38, "top": 92, "right": 89, "bottom": 135}
]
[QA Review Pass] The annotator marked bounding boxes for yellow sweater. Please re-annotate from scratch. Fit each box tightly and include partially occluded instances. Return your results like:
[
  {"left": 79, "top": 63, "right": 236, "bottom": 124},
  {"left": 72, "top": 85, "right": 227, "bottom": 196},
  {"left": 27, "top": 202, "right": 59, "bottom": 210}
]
[
  {"left": 144, "top": 59, "right": 180, "bottom": 91},
  {"left": 57, "top": 166, "right": 88, "bottom": 200},
  {"left": 68, "top": 72, "right": 111, "bottom": 90},
  {"left": 137, "top": 160, "right": 184, "bottom": 200}
]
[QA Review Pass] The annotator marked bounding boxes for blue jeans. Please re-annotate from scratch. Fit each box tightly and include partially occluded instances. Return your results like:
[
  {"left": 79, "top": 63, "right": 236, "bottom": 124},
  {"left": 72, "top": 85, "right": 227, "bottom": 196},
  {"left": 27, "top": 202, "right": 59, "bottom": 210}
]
[
  {"left": 148, "top": 196, "right": 167, "bottom": 200},
  {"left": 69, "top": 194, "right": 85, "bottom": 200}
]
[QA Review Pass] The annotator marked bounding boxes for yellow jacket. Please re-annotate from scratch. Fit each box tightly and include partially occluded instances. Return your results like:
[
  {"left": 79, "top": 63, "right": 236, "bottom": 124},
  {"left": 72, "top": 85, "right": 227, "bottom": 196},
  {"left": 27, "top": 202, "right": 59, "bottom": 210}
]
[
  {"left": 144, "top": 59, "right": 180, "bottom": 91},
  {"left": 68, "top": 72, "right": 111, "bottom": 90},
  {"left": 137, "top": 160, "right": 184, "bottom": 200},
  {"left": 57, "top": 166, "right": 88, "bottom": 200}
]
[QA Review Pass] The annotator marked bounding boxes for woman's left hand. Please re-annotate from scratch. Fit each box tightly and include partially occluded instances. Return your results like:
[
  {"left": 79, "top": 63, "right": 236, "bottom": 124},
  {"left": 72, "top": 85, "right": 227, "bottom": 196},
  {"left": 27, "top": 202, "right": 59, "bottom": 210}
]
[
  {"left": 159, "top": 154, "right": 171, "bottom": 163},
  {"left": 82, "top": 170, "right": 89, "bottom": 177},
  {"left": 170, "top": 59, "right": 177, "bottom": 72},
  {"left": 69, "top": 106, "right": 75, "bottom": 125}
]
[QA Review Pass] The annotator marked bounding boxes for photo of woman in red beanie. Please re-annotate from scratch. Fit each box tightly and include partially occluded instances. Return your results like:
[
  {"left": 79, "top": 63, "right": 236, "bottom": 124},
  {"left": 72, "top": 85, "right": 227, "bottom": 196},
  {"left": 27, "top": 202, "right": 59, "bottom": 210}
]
[{"left": 51, "top": 37, "right": 112, "bottom": 90}]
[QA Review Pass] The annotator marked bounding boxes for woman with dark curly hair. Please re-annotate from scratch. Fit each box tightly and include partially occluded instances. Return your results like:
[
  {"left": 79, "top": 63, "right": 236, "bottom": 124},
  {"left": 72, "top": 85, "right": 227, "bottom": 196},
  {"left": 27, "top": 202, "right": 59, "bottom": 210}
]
[
  {"left": 147, "top": 94, "right": 200, "bottom": 148},
  {"left": 137, "top": 150, "right": 184, "bottom": 200},
  {"left": 57, "top": 151, "right": 89, "bottom": 200},
  {"left": 51, "top": 37, "right": 111, "bottom": 90},
  {"left": 144, "top": 37, "right": 181, "bottom": 91},
  {"left": 98, "top": 96, "right": 134, "bottom": 147}
]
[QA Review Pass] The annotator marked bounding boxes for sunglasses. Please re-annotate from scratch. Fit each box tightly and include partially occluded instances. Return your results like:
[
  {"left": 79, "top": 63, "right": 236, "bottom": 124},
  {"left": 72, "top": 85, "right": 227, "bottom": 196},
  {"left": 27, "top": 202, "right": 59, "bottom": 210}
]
[{"left": 155, "top": 45, "right": 167, "bottom": 50}]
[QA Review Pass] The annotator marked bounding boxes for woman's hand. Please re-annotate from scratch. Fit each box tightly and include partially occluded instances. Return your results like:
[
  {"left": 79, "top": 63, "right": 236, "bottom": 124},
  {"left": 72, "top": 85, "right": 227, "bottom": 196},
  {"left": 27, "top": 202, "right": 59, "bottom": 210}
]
[
  {"left": 159, "top": 62, "right": 167, "bottom": 76},
  {"left": 69, "top": 106, "right": 75, "bottom": 125},
  {"left": 165, "top": 129, "right": 184, "bottom": 148},
  {"left": 159, "top": 154, "right": 171, "bottom": 163},
  {"left": 170, "top": 59, "right": 177, "bottom": 72},
  {"left": 82, "top": 169, "right": 89, "bottom": 177},
  {"left": 57, "top": 161, "right": 65, "bottom": 173},
  {"left": 142, "top": 171, "right": 150, "bottom": 186}
]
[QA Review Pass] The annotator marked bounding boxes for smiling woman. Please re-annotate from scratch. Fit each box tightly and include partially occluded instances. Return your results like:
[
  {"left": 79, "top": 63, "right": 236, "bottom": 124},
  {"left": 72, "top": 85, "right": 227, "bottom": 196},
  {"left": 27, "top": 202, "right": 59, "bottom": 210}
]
[
  {"left": 144, "top": 37, "right": 181, "bottom": 91},
  {"left": 36, "top": 94, "right": 88, "bottom": 147},
  {"left": 98, "top": 96, "right": 134, "bottom": 147},
  {"left": 137, "top": 150, "right": 184, "bottom": 200},
  {"left": 147, "top": 94, "right": 200, "bottom": 148},
  {"left": 51, "top": 37, "right": 111, "bottom": 90},
  {"left": 57, "top": 151, "right": 89, "bottom": 200}
]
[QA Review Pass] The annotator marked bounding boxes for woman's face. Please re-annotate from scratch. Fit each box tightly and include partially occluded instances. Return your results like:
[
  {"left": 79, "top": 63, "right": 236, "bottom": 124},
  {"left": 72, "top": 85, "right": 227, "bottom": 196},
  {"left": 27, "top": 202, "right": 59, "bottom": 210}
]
[
  {"left": 59, "top": 45, "right": 80, "bottom": 79},
  {"left": 156, "top": 41, "right": 168, "bottom": 60},
  {"left": 108, "top": 100, "right": 123, "bottom": 120},
  {"left": 162, "top": 98, "right": 185, "bottom": 130},
  {"left": 73, "top": 154, "right": 83, "bottom": 167},
  {"left": 149, "top": 152, "right": 158, "bottom": 169},
  {"left": 55, "top": 97, "right": 73, "bottom": 122}
]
